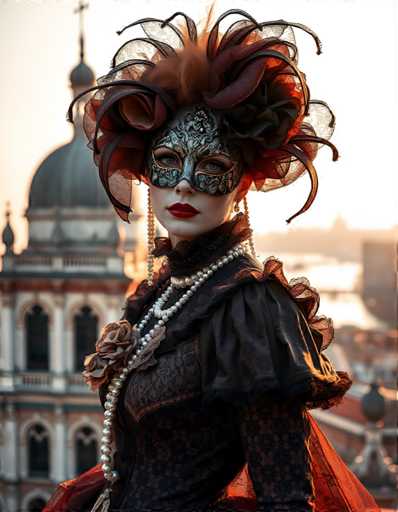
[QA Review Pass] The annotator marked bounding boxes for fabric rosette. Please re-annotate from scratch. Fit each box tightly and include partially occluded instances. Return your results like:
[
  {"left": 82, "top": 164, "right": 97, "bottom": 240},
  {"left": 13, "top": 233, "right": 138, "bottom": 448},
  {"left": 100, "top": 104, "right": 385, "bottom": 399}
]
[
  {"left": 83, "top": 319, "right": 166, "bottom": 391},
  {"left": 82, "top": 320, "right": 138, "bottom": 391},
  {"left": 68, "top": 10, "right": 338, "bottom": 223}
]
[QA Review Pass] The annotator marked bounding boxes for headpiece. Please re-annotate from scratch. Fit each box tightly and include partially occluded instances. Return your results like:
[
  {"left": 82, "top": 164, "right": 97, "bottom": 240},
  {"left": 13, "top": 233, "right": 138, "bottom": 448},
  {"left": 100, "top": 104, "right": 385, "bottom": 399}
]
[{"left": 68, "top": 9, "right": 338, "bottom": 223}]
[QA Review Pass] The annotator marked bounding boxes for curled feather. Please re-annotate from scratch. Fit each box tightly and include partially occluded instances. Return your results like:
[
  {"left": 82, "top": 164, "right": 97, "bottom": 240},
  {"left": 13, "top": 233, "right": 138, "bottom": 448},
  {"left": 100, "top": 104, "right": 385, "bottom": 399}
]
[{"left": 283, "top": 144, "right": 319, "bottom": 223}]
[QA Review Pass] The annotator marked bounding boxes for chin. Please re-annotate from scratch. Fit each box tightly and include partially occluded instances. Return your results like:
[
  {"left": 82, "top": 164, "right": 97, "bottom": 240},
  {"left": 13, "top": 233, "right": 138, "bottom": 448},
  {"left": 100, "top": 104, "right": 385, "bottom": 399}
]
[
  {"left": 161, "top": 214, "right": 223, "bottom": 241},
  {"left": 165, "top": 219, "right": 207, "bottom": 240}
]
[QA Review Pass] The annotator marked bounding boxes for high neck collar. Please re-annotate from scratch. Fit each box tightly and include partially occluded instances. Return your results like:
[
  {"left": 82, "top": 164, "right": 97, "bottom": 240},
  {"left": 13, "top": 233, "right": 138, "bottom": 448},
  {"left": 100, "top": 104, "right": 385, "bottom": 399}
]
[{"left": 152, "top": 213, "right": 252, "bottom": 277}]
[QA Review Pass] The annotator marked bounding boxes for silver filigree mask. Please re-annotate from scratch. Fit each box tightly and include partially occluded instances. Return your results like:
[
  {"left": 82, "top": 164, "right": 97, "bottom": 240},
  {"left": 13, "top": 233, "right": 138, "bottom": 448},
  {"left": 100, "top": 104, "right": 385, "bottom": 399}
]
[{"left": 146, "top": 105, "right": 244, "bottom": 195}]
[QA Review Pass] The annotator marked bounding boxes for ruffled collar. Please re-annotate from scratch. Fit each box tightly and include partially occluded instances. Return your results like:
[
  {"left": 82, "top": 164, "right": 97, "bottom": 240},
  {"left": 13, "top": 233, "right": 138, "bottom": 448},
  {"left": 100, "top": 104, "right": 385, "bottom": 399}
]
[{"left": 152, "top": 213, "right": 252, "bottom": 277}]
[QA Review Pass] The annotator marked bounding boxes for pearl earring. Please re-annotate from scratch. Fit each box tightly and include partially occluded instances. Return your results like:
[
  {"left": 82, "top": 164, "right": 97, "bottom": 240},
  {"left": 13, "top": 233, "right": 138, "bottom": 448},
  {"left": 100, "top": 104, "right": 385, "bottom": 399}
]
[
  {"left": 147, "top": 188, "right": 155, "bottom": 286},
  {"left": 243, "top": 196, "right": 256, "bottom": 259},
  {"left": 234, "top": 201, "right": 240, "bottom": 213}
]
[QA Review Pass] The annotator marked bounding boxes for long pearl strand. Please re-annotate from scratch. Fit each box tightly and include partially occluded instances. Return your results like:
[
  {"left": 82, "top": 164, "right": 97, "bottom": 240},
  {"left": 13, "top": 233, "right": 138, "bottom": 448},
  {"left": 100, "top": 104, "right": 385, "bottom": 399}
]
[{"left": 97, "top": 243, "right": 247, "bottom": 492}]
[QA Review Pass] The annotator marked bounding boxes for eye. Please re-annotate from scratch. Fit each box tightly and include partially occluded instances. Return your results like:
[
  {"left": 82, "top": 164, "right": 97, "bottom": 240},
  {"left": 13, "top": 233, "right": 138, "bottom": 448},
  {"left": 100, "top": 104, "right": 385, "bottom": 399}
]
[
  {"left": 203, "top": 160, "right": 227, "bottom": 172},
  {"left": 198, "top": 155, "right": 232, "bottom": 174},
  {"left": 159, "top": 155, "right": 179, "bottom": 167},
  {"left": 153, "top": 148, "right": 181, "bottom": 168}
]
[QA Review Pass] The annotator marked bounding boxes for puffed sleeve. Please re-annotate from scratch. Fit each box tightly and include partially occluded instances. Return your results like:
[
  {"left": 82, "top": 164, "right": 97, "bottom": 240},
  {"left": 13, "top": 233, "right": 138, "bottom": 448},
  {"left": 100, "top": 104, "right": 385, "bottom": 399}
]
[
  {"left": 199, "top": 273, "right": 351, "bottom": 407},
  {"left": 237, "top": 395, "right": 314, "bottom": 511}
]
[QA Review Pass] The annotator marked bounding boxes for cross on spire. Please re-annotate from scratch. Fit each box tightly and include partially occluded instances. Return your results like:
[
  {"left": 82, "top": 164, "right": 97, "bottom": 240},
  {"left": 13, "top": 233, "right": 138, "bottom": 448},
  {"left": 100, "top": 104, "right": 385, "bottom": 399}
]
[
  {"left": 74, "top": 1, "right": 89, "bottom": 61},
  {"left": 5, "top": 201, "right": 11, "bottom": 222}
]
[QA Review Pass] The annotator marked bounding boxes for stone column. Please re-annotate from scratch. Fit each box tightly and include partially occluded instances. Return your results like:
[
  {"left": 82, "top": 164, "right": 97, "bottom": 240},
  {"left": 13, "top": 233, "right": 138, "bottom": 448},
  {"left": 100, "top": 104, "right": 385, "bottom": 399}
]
[
  {"left": 3, "top": 403, "right": 18, "bottom": 480},
  {"left": 5, "top": 488, "right": 18, "bottom": 512},
  {"left": 14, "top": 326, "right": 24, "bottom": 372},
  {"left": 105, "top": 295, "right": 122, "bottom": 324},
  {"left": 0, "top": 294, "right": 15, "bottom": 389},
  {"left": 51, "top": 293, "right": 66, "bottom": 391},
  {"left": 51, "top": 405, "right": 67, "bottom": 482}
]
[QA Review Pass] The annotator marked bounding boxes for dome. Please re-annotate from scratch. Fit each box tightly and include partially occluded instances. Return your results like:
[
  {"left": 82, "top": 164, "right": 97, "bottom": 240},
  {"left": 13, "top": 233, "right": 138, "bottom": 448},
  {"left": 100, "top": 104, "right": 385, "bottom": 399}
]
[
  {"left": 69, "top": 60, "right": 95, "bottom": 88},
  {"left": 361, "top": 382, "right": 385, "bottom": 423},
  {"left": 28, "top": 134, "right": 110, "bottom": 210}
]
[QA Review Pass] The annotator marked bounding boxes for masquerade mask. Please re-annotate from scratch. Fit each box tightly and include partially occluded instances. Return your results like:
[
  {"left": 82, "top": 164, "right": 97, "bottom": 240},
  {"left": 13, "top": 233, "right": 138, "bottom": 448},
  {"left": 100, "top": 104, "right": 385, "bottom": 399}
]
[{"left": 146, "top": 105, "right": 243, "bottom": 195}]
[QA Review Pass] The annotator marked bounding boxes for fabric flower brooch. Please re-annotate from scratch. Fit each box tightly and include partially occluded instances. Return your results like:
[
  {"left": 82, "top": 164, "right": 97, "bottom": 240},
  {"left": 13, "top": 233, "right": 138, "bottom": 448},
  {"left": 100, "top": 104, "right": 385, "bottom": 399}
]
[{"left": 82, "top": 319, "right": 165, "bottom": 391}]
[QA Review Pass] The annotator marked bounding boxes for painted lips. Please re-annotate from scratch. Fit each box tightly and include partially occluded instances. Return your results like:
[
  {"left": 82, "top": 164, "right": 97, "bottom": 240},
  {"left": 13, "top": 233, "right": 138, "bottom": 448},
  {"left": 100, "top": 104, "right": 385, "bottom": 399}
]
[{"left": 167, "top": 203, "right": 200, "bottom": 218}]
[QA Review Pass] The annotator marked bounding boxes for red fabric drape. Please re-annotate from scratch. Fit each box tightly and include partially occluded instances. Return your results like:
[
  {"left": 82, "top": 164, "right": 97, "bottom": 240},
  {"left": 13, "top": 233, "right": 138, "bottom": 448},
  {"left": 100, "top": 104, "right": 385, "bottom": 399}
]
[
  {"left": 307, "top": 414, "right": 380, "bottom": 511},
  {"left": 44, "top": 415, "right": 380, "bottom": 512}
]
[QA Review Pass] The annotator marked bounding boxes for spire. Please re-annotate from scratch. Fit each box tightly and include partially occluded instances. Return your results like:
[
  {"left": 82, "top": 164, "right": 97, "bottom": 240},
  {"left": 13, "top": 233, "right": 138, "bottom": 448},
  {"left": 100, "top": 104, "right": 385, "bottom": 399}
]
[
  {"left": 2, "top": 202, "right": 15, "bottom": 254},
  {"left": 69, "top": 1, "right": 94, "bottom": 92},
  {"left": 69, "top": 1, "right": 95, "bottom": 135},
  {"left": 76, "top": 1, "right": 88, "bottom": 62}
]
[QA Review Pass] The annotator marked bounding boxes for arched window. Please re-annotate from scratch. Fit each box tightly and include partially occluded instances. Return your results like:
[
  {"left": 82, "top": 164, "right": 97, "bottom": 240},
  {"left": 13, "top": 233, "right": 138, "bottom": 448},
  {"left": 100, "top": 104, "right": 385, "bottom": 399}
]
[
  {"left": 75, "top": 426, "right": 98, "bottom": 474},
  {"left": 25, "top": 305, "right": 49, "bottom": 370},
  {"left": 74, "top": 306, "right": 98, "bottom": 371},
  {"left": 27, "top": 424, "right": 49, "bottom": 478},
  {"left": 27, "top": 497, "right": 47, "bottom": 512}
]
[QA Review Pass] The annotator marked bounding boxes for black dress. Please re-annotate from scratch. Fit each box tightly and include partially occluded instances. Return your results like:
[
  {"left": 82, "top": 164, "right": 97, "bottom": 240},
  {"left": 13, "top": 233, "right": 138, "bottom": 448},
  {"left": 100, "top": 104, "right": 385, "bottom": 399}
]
[{"left": 98, "top": 214, "right": 351, "bottom": 512}]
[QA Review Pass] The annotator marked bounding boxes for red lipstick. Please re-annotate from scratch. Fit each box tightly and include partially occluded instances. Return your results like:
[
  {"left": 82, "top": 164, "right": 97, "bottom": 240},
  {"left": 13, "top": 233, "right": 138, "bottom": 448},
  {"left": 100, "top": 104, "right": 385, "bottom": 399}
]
[{"left": 167, "top": 202, "right": 200, "bottom": 218}]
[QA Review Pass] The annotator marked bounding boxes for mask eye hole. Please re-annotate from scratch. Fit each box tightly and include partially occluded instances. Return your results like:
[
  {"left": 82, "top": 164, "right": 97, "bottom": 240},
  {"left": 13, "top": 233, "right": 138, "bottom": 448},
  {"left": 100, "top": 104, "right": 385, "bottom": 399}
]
[
  {"left": 202, "top": 160, "right": 227, "bottom": 173},
  {"left": 153, "top": 147, "right": 181, "bottom": 169},
  {"left": 197, "top": 155, "right": 233, "bottom": 174}
]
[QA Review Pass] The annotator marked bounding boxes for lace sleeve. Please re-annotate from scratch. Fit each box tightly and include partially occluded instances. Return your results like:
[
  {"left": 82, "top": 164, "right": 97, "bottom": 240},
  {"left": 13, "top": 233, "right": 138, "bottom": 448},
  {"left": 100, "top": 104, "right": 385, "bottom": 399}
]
[{"left": 237, "top": 395, "right": 315, "bottom": 512}]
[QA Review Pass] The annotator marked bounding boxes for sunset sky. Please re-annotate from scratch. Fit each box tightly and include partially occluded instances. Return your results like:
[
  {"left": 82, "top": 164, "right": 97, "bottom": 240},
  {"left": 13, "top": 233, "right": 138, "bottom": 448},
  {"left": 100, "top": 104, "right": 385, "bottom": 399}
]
[{"left": 0, "top": 0, "right": 397, "bottom": 252}]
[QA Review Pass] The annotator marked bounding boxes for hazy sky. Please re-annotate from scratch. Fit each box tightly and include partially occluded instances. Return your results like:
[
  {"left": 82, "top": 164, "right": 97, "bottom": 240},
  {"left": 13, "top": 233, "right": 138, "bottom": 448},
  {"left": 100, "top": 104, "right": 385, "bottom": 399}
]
[{"left": 1, "top": 0, "right": 397, "bottom": 251}]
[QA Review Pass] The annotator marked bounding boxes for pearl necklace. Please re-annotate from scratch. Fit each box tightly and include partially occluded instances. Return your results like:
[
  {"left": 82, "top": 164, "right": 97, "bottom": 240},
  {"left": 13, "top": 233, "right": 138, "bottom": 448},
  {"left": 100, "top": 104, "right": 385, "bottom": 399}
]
[{"left": 92, "top": 243, "right": 246, "bottom": 511}]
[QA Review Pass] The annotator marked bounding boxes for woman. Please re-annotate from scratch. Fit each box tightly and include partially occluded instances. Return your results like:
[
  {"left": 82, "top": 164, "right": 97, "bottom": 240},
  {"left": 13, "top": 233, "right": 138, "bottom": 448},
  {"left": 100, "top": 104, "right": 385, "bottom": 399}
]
[{"left": 45, "top": 9, "right": 380, "bottom": 512}]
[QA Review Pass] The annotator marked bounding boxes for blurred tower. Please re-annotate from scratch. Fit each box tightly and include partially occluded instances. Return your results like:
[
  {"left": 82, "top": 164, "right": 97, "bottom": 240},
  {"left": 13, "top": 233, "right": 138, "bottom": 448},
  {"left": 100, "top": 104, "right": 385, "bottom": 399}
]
[
  {"left": 361, "top": 240, "right": 396, "bottom": 327},
  {"left": 0, "top": 3, "right": 142, "bottom": 510}
]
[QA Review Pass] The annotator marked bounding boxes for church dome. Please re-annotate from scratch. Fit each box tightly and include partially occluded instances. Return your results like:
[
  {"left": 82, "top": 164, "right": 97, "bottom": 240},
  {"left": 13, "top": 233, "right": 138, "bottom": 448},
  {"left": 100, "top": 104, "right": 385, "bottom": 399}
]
[
  {"left": 28, "top": 29, "right": 105, "bottom": 211},
  {"left": 28, "top": 134, "right": 110, "bottom": 210},
  {"left": 69, "top": 60, "right": 95, "bottom": 88}
]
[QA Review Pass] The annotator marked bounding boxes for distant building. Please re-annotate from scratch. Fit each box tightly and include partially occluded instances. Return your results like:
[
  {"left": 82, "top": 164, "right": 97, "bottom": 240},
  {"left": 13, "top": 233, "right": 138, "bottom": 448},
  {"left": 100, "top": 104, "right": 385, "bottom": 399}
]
[
  {"left": 362, "top": 240, "right": 396, "bottom": 326},
  {"left": 0, "top": 26, "right": 142, "bottom": 511},
  {"left": 255, "top": 219, "right": 396, "bottom": 262}
]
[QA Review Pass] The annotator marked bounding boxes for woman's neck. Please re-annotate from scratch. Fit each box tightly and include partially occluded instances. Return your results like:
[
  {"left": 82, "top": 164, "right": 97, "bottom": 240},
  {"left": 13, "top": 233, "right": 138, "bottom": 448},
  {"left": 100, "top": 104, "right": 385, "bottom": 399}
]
[
  {"left": 152, "top": 213, "right": 252, "bottom": 277},
  {"left": 168, "top": 233, "right": 195, "bottom": 248}
]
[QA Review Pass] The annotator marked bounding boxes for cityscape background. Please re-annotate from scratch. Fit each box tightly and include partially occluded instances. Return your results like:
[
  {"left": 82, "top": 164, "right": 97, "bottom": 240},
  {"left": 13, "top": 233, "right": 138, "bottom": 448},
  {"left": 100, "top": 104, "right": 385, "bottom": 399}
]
[{"left": 0, "top": 0, "right": 397, "bottom": 511}]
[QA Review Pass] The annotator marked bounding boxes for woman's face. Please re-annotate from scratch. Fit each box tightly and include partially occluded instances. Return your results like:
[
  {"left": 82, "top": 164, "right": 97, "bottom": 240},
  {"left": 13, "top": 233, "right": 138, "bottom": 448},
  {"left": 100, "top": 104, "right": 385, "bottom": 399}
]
[{"left": 146, "top": 105, "right": 246, "bottom": 246}]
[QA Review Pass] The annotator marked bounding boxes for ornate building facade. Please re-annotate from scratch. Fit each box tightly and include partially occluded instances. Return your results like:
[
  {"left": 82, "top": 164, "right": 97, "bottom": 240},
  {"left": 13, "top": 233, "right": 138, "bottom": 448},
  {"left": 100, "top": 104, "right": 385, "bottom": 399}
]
[{"left": 0, "top": 31, "right": 142, "bottom": 511}]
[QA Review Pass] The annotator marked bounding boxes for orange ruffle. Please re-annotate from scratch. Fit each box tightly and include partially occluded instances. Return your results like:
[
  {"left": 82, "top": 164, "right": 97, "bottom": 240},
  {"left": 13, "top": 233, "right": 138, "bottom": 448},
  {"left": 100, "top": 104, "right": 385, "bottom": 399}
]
[{"left": 261, "top": 256, "right": 334, "bottom": 350}]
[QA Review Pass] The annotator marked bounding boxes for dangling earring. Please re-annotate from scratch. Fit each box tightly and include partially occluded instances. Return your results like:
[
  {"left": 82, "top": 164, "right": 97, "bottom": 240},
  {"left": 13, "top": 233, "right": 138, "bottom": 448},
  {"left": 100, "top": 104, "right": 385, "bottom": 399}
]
[
  {"left": 234, "top": 201, "right": 241, "bottom": 213},
  {"left": 128, "top": 180, "right": 135, "bottom": 223},
  {"left": 243, "top": 196, "right": 256, "bottom": 259},
  {"left": 147, "top": 188, "right": 155, "bottom": 286}
]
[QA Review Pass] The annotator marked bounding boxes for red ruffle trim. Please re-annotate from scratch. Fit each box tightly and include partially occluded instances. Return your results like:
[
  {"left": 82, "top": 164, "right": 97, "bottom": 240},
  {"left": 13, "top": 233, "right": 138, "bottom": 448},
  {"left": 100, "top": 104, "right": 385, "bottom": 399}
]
[{"left": 249, "top": 255, "right": 334, "bottom": 350}]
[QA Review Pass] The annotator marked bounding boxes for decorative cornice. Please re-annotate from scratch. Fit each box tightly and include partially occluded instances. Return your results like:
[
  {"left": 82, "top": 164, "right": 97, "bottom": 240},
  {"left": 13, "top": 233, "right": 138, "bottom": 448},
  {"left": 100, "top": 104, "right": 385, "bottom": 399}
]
[
  {"left": 25, "top": 207, "right": 115, "bottom": 222},
  {"left": 0, "top": 276, "right": 130, "bottom": 295}
]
